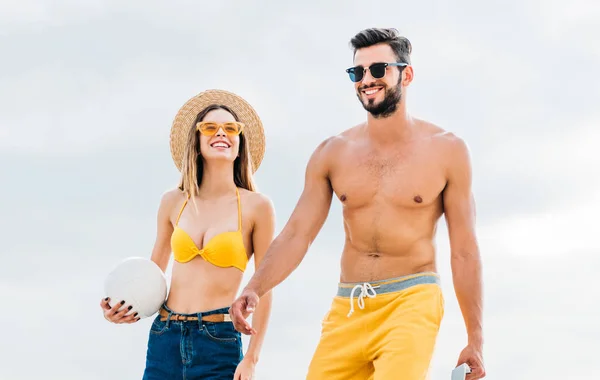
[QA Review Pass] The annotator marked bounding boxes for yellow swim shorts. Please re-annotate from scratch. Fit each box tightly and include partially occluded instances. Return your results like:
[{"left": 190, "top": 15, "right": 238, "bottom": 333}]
[{"left": 306, "top": 272, "right": 444, "bottom": 380}]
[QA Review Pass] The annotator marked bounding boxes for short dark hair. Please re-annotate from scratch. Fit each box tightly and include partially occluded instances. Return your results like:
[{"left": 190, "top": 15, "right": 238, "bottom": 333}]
[{"left": 349, "top": 28, "right": 412, "bottom": 64}]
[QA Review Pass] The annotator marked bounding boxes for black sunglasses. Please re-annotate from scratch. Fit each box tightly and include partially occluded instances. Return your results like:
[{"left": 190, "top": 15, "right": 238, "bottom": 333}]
[{"left": 345, "top": 62, "right": 408, "bottom": 83}]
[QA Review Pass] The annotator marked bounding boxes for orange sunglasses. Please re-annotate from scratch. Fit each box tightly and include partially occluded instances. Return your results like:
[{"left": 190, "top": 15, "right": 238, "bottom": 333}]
[{"left": 196, "top": 121, "right": 244, "bottom": 136}]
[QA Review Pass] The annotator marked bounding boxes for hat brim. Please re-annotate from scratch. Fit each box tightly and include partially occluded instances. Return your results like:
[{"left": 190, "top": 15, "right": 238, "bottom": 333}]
[{"left": 170, "top": 89, "right": 265, "bottom": 173}]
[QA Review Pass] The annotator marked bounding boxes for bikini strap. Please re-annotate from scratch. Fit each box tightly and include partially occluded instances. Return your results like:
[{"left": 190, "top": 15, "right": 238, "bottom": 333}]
[
  {"left": 175, "top": 193, "right": 190, "bottom": 226},
  {"left": 236, "top": 187, "right": 242, "bottom": 231}
]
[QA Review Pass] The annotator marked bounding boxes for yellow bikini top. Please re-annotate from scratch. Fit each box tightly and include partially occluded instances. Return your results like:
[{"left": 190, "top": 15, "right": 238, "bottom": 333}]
[{"left": 170, "top": 188, "right": 248, "bottom": 272}]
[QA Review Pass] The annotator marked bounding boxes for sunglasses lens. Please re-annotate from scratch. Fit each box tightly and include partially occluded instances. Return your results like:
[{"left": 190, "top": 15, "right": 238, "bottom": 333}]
[
  {"left": 199, "top": 122, "right": 218, "bottom": 135},
  {"left": 223, "top": 123, "right": 241, "bottom": 135},
  {"left": 198, "top": 122, "right": 242, "bottom": 136},
  {"left": 370, "top": 63, "right": 387, "bottom": 79},
  {"left": 347, "top": 67, "right": 362, "bottom": 82}
]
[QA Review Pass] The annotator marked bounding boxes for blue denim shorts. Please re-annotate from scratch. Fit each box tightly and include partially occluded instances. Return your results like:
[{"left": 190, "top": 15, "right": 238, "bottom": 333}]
[{"left": 142, "top": 304, "right": 243, "bottom": 380}]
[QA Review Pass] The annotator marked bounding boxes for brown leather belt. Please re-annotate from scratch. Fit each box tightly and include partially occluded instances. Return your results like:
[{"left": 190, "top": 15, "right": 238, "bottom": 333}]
[{"left": 159, "top": 307, "right": 232, "bottom": 323}]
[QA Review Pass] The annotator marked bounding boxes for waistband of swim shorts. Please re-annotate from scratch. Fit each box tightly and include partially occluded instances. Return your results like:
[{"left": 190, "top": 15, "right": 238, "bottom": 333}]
[{"left": 336, "top": 272, "right": 440, "bottom": 298}]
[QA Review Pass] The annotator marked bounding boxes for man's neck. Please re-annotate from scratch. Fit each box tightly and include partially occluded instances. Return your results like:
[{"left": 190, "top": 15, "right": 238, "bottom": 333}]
[
  {"left": 366, "top": 104, "right": 414, "bottom": 144},
  {"left": 197, "top": 161, "right": 237, "bottom": 199}
]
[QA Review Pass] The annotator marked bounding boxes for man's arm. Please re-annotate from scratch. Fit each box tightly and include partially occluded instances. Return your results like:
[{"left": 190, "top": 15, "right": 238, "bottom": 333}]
[
  {"left": 230, "top": 138, "right": 335, "bottom": 335},
  {"left": 245, "top": 138, "right": 335, "bottom": 298},
  {"left": 443, "top": 137, "right": 484, "bottom": 348}
]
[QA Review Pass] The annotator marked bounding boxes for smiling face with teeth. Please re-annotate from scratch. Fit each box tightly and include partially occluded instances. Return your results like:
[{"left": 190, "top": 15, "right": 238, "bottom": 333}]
[
  {"left": 198, "top": 108, "right": 241, "bottom": 164},
  {"left": 353, "top": 43, "right": 412, "bottom": 118},
  {"left": 179, "top": 104, "right": 255, "bottom": 196}
]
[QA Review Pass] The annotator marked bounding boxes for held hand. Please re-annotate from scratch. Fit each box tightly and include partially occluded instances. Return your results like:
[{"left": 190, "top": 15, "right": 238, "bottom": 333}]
[
  {"left": 100, "top": 297, "right": 140, "bottom": 324},
  {"left": 233, "top": 357, "right": 256, "bottom": 380},
  {"left": 457, "top": 344, "right": 486, "bottom": 379},
  {"left": 229, "top": 289, "right": 259, "bottom": 335}
]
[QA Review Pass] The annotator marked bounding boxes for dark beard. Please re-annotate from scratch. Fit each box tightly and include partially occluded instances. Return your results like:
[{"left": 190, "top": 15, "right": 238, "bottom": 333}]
[{"left": 358, "top": 83, "right": 402, "bottom": 119}]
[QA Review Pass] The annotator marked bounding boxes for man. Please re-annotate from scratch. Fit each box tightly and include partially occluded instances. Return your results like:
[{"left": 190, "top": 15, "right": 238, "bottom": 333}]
[{"left": 230, "top": 27, "right": 485, "bottom": 379}]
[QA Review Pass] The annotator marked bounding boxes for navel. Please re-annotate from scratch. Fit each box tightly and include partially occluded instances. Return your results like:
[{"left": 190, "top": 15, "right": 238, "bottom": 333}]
[
  {"left": 340, "top": 194, "right": 347, "bottom": 202},
  {"left": 413, "top": 195, "right": 423, "bottom": 203}
]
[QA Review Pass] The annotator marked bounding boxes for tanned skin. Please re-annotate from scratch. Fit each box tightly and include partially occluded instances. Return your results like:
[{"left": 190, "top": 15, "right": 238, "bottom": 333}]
[
  {"left": 229, "top": 42, "right": 485, "bottom": 379},
  {"left": 101, "top": 109, "right": 275, "bottom": 380}
]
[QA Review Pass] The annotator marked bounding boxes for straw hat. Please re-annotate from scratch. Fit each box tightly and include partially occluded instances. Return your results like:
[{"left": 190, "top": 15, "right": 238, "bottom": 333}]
[{"left": 169, "top": 89, "right": 266, "bottom": 173}]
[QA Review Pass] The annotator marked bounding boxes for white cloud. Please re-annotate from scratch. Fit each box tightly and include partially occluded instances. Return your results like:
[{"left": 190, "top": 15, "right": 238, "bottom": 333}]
[
  {"left": 487, "top": 119, "right": 599, "bottom": 183},
  {"left": 471, "top": 117, "right": 599, "bottom": 224},
  {"left": 531, "top": 0, "right": 600, "bottom": 42},
  {"left": 474, "top": 120, "right": 600, "bottom": 257},
  {"left": 478, "top": 184, "right": 600, "bottom": 257}
]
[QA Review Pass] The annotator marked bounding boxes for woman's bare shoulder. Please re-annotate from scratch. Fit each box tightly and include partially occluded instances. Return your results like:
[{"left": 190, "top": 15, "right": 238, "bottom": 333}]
[
  {"left": 159, "top": 187, "right": 187, "bottom": 210},
  {"left": 238, "top": 189, "right": 275, "bottom": 217}
]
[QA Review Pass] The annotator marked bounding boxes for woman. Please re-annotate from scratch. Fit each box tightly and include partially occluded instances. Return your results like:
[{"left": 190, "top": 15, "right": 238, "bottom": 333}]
[{"left": 100, "top": 89, "right": 275, "bottom": 380}]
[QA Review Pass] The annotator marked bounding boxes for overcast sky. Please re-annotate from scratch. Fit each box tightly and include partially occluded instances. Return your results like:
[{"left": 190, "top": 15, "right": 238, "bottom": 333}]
[{"left": 1, "top": 0, "right": 599, "bottom": 379}]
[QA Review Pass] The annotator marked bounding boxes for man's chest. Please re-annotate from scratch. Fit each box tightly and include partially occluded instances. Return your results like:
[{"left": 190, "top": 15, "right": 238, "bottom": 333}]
[{"left": 329, "top": 143, "right": 447, "bottom": 208}]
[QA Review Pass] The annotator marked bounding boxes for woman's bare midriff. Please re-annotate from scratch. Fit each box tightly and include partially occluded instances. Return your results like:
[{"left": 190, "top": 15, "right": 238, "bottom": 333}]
[{"left": 165, "top": 257, "right": 245, "bottom": 313}]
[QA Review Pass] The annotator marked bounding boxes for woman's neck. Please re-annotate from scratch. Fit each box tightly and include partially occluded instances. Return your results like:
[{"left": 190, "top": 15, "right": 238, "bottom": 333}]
[{"left": 197, "top": 161, "right": 237, "bottom": 199}]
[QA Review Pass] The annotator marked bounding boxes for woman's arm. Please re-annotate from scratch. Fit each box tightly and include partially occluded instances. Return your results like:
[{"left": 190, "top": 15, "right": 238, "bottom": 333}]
[
  {"left": 101, "top": 189, "right": 178, "bottom": 323},
  {"left": 149, "top": 189, "right": 179, "bottom": 272},
  {"left": 244, "top": 194, "right": 276, "bottom": 364}
]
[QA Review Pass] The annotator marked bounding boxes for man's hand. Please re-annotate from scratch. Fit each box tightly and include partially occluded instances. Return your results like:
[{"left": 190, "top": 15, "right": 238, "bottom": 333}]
[
  {"left": 229, "top": 289, "right": 259, "bottom": 335},
  {"left": 457, "top": 344, "right": 485, "bottom": 379}
]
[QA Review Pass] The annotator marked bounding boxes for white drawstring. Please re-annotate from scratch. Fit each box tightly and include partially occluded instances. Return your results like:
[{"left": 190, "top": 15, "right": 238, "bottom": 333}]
[{"left": 347, "top": 283, "right": 380, "bottom": 317}]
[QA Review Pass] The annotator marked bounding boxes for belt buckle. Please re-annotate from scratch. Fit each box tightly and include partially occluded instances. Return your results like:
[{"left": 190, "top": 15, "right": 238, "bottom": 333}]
[{"left": 175, "top": 314, "right": 188, "bottom": 322}]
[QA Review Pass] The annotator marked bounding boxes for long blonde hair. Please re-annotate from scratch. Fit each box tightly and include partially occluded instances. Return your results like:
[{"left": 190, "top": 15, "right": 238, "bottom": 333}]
[{"left": 178, "top": 104, "right": 255, "bottom": 199}]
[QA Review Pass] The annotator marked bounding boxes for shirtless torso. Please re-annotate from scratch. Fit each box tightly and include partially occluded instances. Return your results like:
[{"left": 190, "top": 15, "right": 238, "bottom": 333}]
[
  {"left": 230, "top": 117, "right": 479, "bottom": 378},
  {"left": 229, "top": 114, "right": 474, "bottom": 299},
  {"left": 326, "top": 119, "right": 453, "bottom": 282},
  {"left": 231, "top": 27, "right": 484, "bottom": 379}
]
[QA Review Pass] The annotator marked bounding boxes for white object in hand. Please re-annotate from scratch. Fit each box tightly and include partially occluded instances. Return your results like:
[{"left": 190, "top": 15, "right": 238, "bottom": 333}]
[
  {"left": 451, "top": 363, "right": 472, "bottom": 380},
  {"left": 104, "top": 257, "right": 167, "bottom": 319}
]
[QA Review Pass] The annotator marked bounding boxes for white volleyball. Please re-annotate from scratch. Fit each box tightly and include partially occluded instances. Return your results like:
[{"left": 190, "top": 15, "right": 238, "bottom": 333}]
[{"left": 104, "top": 257, "right": 167, "bottom": 319}]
